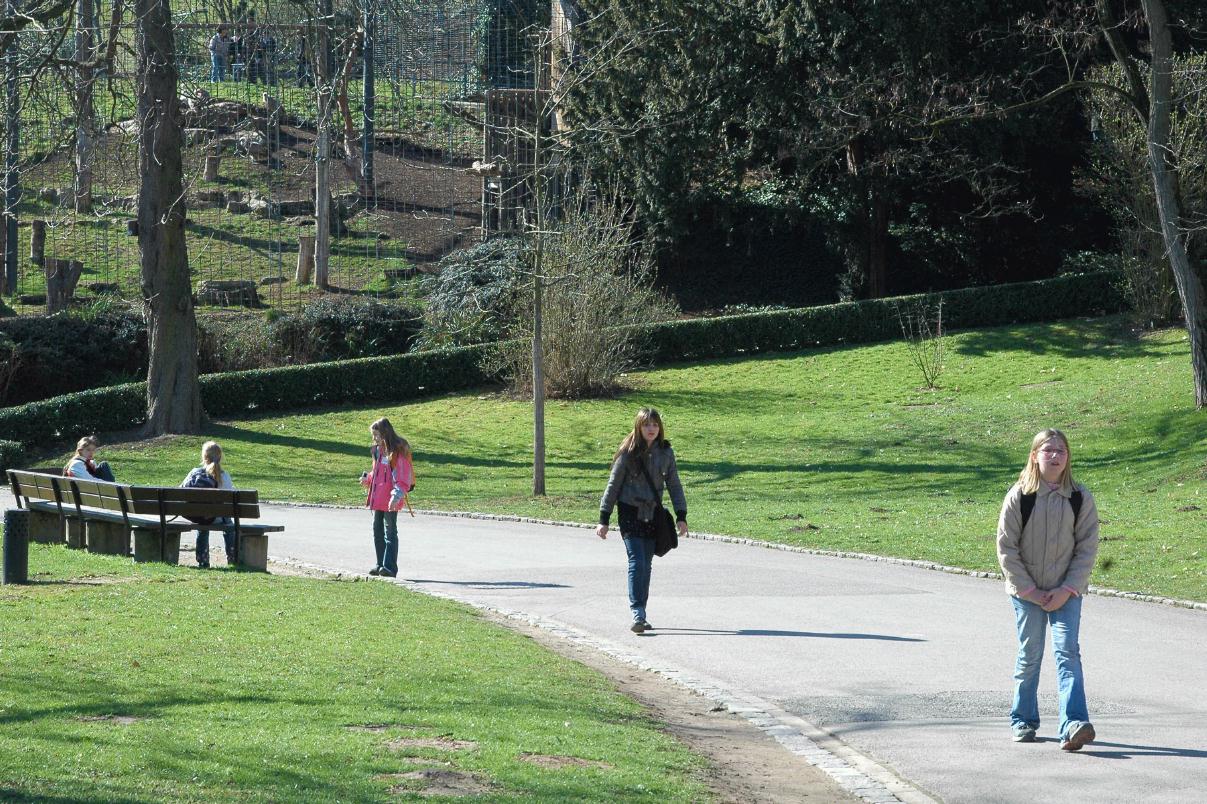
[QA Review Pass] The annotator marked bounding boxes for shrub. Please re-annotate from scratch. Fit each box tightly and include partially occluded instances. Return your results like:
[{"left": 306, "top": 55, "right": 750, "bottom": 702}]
[
  {"left": 0, "top": 383, "right": 146, "bottom": 447},
  {"left": 495, "top": 192, "right": 678, "bottom": 398},
  {"left": 0, "top": 305, "right": 147, "bottom": 405},
  {"left": 266, "top": 296, "right": 423, "bottom": 363},
  {"left": 415, "top": 237, "right": 529, "bottom": 349},
  {"left": 0, "top": 439, "right": 23, "bottom": 472}
]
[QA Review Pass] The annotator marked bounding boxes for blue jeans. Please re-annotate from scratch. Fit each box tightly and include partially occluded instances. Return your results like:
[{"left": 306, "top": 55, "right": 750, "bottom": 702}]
[
  {"left": 210, "top": 54, "right": 226, "bottom": 82},
  {"left": 1010, "top": 594, "right": 1089, "bottom": 737},
  {"left": 197, "top": 517, "right": 236, "bottom": 566},
  {"left": 619, "top": 505, "right": 655, "bottom": 622},
  {"left": 373, "top": 510, "right": 399, "bottom": 577}
]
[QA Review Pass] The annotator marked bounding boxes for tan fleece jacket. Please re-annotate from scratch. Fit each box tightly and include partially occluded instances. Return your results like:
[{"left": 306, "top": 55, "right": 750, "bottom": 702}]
[{"left": 996, "top": 481, "right": 1100, "bottom": 596}]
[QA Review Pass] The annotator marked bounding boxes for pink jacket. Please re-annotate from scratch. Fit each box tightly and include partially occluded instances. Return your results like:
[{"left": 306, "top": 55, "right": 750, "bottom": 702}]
[{"left": 364, "top": 447, "right": 414, "bottom": 512}]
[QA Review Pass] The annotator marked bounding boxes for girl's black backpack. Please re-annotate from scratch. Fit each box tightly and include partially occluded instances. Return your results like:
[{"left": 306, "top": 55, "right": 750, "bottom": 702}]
[{"left": 181, "top": 467, "right": 218, "bottom": 525}]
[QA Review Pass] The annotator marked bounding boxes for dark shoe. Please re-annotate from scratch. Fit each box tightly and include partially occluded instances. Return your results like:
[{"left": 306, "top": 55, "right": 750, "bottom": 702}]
[
  {"left": 1012, "top": 723, "right": 1036, "bottom": 743},
  {"left": 379, "top": 571, "right": 397, "bottom": 578},
  {"left": 368, "top": 568, "right": 382, "bottom": 576},
  {"left": 630, "top": 620, "right": 651, "bottom": 634},
  {"left": 1060, "top": 721, "right": 1095, "bottom": 751}
]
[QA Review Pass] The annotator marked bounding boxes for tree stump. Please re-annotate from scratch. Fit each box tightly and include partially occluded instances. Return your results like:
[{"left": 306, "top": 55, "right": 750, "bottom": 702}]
[
  {"left": 45, "top": 258, "right": 85, "bottom": 313},
  {"left": 196, "top": 279, "right": 261, "bottom": 307},
  {"left": 204, "top": 153, "right": 221, "bottom": 182},
  {"left": 296, "top": 234, "right": 316, "bottom": 284},
  {"left": 30, "top": 220, "right": 46, "bottom": 266}
]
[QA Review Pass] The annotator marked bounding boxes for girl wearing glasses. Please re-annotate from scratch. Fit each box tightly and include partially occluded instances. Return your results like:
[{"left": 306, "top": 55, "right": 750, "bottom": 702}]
[{"left": 996, "top": 429, "right": 1100, "bottom": 751}]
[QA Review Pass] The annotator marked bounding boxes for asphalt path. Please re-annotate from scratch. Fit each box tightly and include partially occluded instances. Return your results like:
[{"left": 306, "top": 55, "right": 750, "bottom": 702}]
[
  {"left": 11, "top": 491, "right": 1205, "bottom": 803},
  {"left": 256, "top": 504, "right": 1207, "bottom": 804}
]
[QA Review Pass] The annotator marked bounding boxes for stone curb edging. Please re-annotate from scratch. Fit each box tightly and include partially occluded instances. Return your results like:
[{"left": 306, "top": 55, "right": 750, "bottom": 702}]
[
  {"left": 268, "top": 554, "right": 937, "bottom": 804},
  {"left": 267, "top": 501, "right": 1207, "bottom": 613}
]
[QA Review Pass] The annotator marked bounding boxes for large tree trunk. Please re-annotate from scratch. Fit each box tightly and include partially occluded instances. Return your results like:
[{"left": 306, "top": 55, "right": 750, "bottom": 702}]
[
  {"left": 137, "top": 0, "right": 202, "bottom": 433},
  {"left": 1141, "top": 0, "right": 1207, "bottom": 408},
  {"left": 74, "top": 0, "right": 95, "bottom": 214}
]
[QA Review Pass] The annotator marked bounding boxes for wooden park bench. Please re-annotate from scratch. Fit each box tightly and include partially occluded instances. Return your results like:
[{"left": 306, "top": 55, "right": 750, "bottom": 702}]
[{"left": 6, "top": 470, "right": 285, "bottom": 572}]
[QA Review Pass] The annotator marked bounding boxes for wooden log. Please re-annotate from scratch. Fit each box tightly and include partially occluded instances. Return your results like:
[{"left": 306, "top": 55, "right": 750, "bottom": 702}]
[
  {"left": 30, "top": 219, "right": 46, "bottom": 266},
  {"left": 204, "top": 153, "right": 221, "bottom": 182},
  {"left": 45, "top": 258, "right": 85, "bottom": 314},
  {"left": 296, "top": 234, "right": 316, "bottom": 284}
]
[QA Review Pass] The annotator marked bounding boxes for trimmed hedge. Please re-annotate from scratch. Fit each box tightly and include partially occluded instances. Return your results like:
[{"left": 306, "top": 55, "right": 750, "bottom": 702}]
[
  {"left": 0, "top": 271, "right": 1124, "bottom": 451},
  {"left": 641, "top": 270, "right": 1125, "bottom": 363},
  {"left": 0, "top": 344, "right": 499, "bottom": 450},
  {"left": 0, "top": 439, "right": 24, "bottom": 473}
]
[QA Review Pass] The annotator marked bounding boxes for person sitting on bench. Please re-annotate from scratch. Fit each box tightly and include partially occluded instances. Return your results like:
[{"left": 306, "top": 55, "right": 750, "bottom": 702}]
[{"left": 64, "top": 435, "right": 116, "bottom": 482}]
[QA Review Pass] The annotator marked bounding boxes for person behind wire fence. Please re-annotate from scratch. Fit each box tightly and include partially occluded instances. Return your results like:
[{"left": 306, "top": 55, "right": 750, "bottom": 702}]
[
  {"left": 596, "top": 407, "right": 688, "bottom": 634},
  {"left": 996, "top": 428, "right": 1100, "bottom": 751},
  {"left": 360, "top": 417, "right": 414, "bottom": 578},
  {"left": 208, "top": 24, "right": 231, "bottom": 82},
  {"left": 182, "top": 440, "right": 239, "bottom": 569}
]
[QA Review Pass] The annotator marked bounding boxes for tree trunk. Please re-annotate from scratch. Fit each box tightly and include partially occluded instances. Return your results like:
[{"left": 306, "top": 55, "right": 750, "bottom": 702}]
[
  {"left": 74, "top": 0, "right": 96, "bottom": 214},
  {"left": 45, "top": 258, "right": 84, "bottom": 313},
  {"left": 868, "top": 182, "right": 889, "bottom": 299},
  {"left": 137, "top": 0, "right": 202, "bottom": 434},
  {"left": 1141, "top": 0, "right": 1207, "bottom": 408}
]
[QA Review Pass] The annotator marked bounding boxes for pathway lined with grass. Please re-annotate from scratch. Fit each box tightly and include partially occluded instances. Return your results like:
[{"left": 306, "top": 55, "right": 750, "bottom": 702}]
[
  {"left": 256, "top": 501, "right": 1207, "bottom": 804},
  {"left": 105, "top": 317, "right": 1206, "bottom": 602}
]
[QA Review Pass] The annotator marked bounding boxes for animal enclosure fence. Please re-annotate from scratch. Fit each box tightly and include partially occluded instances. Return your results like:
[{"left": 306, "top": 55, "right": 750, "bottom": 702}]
[{"left": 1, "top": 0, "right": 552, "bottom": 316}]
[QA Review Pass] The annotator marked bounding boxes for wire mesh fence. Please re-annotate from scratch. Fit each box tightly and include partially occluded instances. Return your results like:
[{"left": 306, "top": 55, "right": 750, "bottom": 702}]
[{"left": 1, "top": 0, "right": 549, "bottom": 316}]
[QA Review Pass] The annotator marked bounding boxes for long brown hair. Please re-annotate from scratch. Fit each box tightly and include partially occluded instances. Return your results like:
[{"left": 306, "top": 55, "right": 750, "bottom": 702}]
[
  {"left": 1018, "top": 429, "right": 1074, "bottom": 494},
  {"left": 371, "top": 417, "right": 412, "bottom": 465},
  {"left": 612, "top": 407, "right": 667, "bottom": 463}
]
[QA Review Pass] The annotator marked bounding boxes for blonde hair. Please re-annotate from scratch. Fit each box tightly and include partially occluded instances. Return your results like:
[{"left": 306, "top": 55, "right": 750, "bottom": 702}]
[
  {"left": 613, "top": 407, "right": 667, "bottom": 463},
  {"left": 201, "top": 440, "right": 224, "bottom": 484},
  {"left": 65, "top": 435, "right": 100, "bottom": 473},
  {"left": 370, "top": 417, "right": 411, "bottom": 466},
  {"left": 1018, "top": 429, "right": 1074, "bottom": 494}
]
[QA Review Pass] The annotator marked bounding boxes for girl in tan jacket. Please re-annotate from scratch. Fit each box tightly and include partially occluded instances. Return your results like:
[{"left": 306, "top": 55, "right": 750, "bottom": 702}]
[{"left": 996, "top": 428, "right": 1099, "bottom": 751}]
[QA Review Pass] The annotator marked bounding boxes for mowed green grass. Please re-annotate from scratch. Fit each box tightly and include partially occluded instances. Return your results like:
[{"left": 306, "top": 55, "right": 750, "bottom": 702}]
[
  {"left": 0, "top": 544, "right": 708, "bottom": 802},
  {"left": 96, "top": 316, "right": 1207, "bottom": 601}
]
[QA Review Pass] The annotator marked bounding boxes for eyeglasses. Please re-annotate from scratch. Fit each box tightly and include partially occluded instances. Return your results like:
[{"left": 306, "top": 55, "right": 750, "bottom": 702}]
[{"left": 1039, "top": 447, "right": 1067, "bottom": 456}]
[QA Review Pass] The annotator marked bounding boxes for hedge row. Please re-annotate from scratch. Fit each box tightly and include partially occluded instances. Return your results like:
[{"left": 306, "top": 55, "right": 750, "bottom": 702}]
[
  {"left": 0, "top": 439, "right": 24, "bottom": 473},
  {"left": 640, "top": 270, "right": 1125, "bottom": 363},
  {"left": 0, "top": 271, "right": 1123, "bottom": 452},
  {"left": 0, "top": 344, "right": 498, "bottom": 450}
]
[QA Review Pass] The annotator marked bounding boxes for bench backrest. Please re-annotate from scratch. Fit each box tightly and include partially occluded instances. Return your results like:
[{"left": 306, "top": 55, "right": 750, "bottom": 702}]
[
  {"left": 7, "top": 470, "right": 263, "bottom": 524},
  {"left": 125, "top": 486, "right": 261, "bottom": 521}
]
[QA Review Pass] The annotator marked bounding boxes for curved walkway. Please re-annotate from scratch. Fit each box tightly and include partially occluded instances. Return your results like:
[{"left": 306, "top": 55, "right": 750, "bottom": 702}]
[{"left": 258, "top": 504, "right": 1207, "bottom": 804}]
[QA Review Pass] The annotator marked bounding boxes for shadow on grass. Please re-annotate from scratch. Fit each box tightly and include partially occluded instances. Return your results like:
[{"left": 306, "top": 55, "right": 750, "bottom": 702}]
[
  {"left": 0, "top": 790, "right": 151, "bottom": 804},
  {"left": 952, "top": 317, "right": 1172, "bottom": 360}
]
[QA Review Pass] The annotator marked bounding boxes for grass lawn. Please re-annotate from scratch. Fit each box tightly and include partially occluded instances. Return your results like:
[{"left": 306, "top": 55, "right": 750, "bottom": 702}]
[
  {"left": 0, "top": 543, "right": 708, "bottom": 802},
  {"left": 86, "top": 316, "right": 1207, "bottom": 602}
]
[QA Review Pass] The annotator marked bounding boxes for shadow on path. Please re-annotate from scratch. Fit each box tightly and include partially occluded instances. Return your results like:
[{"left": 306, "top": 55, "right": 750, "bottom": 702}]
[
  {"left": 1079, "top": 741, "right": 1207, "bottom": 760},
  {"left": 409, "top": 578, "right": 571, "bottom": 590},
  {"left": 643, "top": 627, "right": 925, "bottom": 642}
]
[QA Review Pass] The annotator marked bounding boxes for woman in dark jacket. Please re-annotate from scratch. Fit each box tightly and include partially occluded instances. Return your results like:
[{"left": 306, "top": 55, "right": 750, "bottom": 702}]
[{"left": 596, "top": 407, "right": 688, "bottom": 633}]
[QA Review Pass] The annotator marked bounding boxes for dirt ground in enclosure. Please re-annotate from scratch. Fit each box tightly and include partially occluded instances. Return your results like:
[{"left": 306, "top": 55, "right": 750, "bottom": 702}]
[
  {"left": 255, "top": 557, "right": 856, "bottom": 803},
  {"left": 24, "top": 112, "right": 482, "bottom": 272}
]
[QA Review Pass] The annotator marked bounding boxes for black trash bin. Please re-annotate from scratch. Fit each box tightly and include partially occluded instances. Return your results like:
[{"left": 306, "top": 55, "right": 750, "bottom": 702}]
[{"left": 3, "top": 508, "right": 30, "bottom": 584}]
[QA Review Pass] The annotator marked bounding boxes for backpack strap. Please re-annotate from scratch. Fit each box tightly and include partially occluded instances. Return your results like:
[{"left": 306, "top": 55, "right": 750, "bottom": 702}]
[{"left": 1019, "top": 489, "right": 1082, "bottom": 531}]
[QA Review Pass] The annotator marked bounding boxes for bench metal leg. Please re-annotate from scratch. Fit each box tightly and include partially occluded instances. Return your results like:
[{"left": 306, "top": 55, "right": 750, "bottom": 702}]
[
  {"left": 65, "top": 520, "right": 86, "bottom": 549},
  {"left": 87, "top": 521, "right": 131, "bottom": 556},
  {"left": 27, "top": 510, "right": 63, "bottom": 544},
  {"left": 237, "top": 533, "right": 268, "bottom": 572},
  {"left": 131, "top": 528, "right": 179, "bottom": 564}
]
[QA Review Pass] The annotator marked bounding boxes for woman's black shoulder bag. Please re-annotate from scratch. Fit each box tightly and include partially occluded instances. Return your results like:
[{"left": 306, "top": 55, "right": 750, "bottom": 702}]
[{"left": 638, "top": 458, "right": 678, "bottom": 557}]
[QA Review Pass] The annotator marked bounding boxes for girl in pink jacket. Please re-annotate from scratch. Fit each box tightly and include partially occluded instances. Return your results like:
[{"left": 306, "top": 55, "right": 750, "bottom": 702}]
[{"left": 360, "top": 417, "right": 414, "bottom": 577}]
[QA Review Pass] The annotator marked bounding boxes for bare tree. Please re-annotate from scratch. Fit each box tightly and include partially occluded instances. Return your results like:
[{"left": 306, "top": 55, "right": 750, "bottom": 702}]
[
  {"left": 137, "top": 0, "right": 202, "bottom": 434},
  {"left": 931, "top": 0, "right": 1207, "bottom": 408}
]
